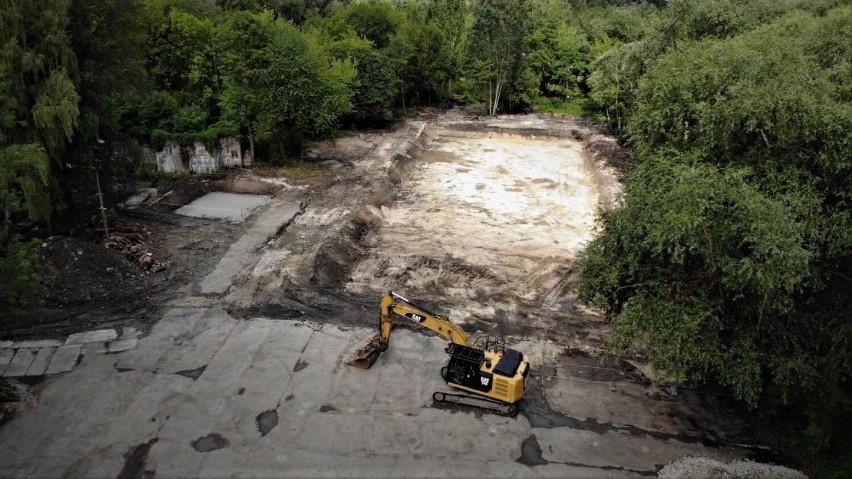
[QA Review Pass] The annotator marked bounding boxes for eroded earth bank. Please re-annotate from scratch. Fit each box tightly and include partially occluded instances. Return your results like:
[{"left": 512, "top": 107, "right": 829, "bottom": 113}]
[{"left": 0, "top": 113, "right": 789, "bottom": 478}]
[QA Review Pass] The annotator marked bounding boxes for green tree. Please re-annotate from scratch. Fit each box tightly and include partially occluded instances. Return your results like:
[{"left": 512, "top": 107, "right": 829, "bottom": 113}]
[
  {"left": 468, "top": 0, "right": 532, "bottom": 114},
  {"left": 425, "top": 0, "right": 471, "bottom": 97},
  {"left": 387, "top": 16, "right": 452, "bottom": 108},
  {"left": 523, "top": 0, "right": 588, "bottom": 109},
  {"left": 341, "top": 0, "right": 403, "bottom": 49},
  {"left": 0, "top": 0, "right": 78, "bottom": 314},
  {"left": 579, "top": 6, "right": 852, "bottom": 422},
  {"left": 578, "top": 157, "right": 812, "bottom": 405},
  {"left": 218, "top": 10, "right": 354, "bottom": 160}
]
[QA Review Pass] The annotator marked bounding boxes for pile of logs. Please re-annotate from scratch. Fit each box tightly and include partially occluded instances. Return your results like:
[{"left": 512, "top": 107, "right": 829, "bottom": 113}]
[{"left": 93, "top": 211, "right": 168, "bottom": 272}]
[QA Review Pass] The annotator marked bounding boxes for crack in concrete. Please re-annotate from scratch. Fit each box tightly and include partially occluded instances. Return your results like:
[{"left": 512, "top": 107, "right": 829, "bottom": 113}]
[
  {"left": 293, "top": 360, "right": 308, "bottom": 372},
  {"left": 269, "top": 200, "right": 307, "bottom": 243},
  {"left": 174, "top": 365, "right": 207, "bottom": 380},
  {"left": 117, "top": 437, "right": 158, "bottom": 479},
  {"left": 256, "top": 409, "right": 279, "bottom": 437}
]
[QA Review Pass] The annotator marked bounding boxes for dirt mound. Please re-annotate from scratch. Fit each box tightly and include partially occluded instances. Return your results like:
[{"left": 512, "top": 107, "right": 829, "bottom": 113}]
[
  {"left": 370, "top": 254, "right": 504, "bottom": 297},
  {"left": 0, "top": 236, "right": 157, "bottom": 340},
  {"left": 41, "top": 236, "right": 151, "bottom": 308}
]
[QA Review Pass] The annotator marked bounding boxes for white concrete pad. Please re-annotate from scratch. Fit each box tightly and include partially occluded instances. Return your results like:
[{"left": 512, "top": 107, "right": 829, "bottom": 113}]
[
  {"left": 66, "top": 329, "right": 117, "bottom": 345},
  {"left": 3, "top": 348, "right": 35, "bottom": 377},
  {"left": 46, "top": 345, "right": 83, "bottom": 375},
  {"left": 0, "top": 341, "right": 13, "bottom": 348},
  {"left": 12, "top": 339, "right": 62, "bottom": 349},
  {"left": 175, "top": 192, "right": 270, "bottom": 222},
  {"left": 0, "top": 348, "right": 14, "bottom": 374},
  {"left": 26, "top": 346, "right": 57, "bottom": 376}
]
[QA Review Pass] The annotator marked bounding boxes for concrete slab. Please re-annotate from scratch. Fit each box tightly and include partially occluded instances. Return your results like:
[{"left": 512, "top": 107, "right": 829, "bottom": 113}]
[
  {"left": 46, "top": 344, "right": 83, "bottom": 375},
  {"left": 65, "top": 329, "right": 117, "bottom": 345},
  {"left": 3, "top": 348, "right": 36, "bottom": 377},
  {"left": 26, "top": 346, "right": 57, "bottom": 376},
  {"left": 0, "top": 340, "right": 13, "bottom": 348},
  {"left": 12, "top": 339, "right": 62, "bottom": 349},
  {"left": 151, "top": 308, "right": 236, "bottom": 374},
  {"left": 119, "top": 326, "right": 141, "bottom": 340},
  {"left": 107, "top": 339, "right": 138, "bottom": 353},
  {"left": 0, "top": 317, "right": 748, "bottom": 478},
  {"left": 115, "top": 307, "right": 211, "bottom": 372},
  {"left": 199, "top": 199, "right": 303, "bottom": 294},
  {"left": 175, "top": 192, "right": 270, "bottom": 222},
  {"left": 0, "top": 348, "right": 14, "bottom": 374}
]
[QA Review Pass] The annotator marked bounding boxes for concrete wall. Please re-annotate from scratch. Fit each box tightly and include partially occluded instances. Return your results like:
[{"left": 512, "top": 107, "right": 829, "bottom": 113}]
[
  {"left": 155, "top": 137, "right": 251, "bottom": 173},
  {"left": 189, "top": 142, "right": 217, "bottom": 173}
]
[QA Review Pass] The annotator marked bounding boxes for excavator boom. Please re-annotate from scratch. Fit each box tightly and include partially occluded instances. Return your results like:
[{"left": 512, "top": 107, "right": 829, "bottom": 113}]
[{"left": 348, "top": 291, "right": 470, "bottom": 369}]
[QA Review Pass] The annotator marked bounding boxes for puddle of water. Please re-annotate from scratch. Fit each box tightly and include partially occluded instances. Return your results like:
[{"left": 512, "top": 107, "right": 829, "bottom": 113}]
[
  {"left": 191, "top": 433, "right": 229, "bottom": 452},
  {"left": 421, "top": 150, "right": 462, "bottom": 164},
  {"left": 256, "top": 409, "right": 279, "bottom": 437},
  {"left": 117, "top": 437, "right": 158, "bottom": 479},
  {"left": 517, "top": 435, "right": 549, "bottom": 466}
]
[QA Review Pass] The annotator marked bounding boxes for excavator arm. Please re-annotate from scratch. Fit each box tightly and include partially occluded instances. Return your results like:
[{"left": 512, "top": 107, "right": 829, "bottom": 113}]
[
  {"left": 379, "top": 291, "right": 471, "bottom": 347},
  {"left": 348, "top": 291, "right": 471, "bottom": 368}
]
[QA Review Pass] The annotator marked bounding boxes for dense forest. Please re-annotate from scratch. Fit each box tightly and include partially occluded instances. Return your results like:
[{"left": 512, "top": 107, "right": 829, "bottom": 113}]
[{"left": 1, "top": 0, "right": 850, "bottom": 474}]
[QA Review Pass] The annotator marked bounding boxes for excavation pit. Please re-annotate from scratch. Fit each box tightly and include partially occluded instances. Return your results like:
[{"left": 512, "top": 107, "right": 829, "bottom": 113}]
[{"left": 346, "top": 127, "right": 620, "bottom": 329}]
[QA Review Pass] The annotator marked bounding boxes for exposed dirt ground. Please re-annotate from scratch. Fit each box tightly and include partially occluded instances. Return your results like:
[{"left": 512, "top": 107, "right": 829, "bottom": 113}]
[
  {"left": 2, "top": 111, "right": 800, "bottom": 476},
  {"left": 0, "top": 110, "right": 640, "bottom": 364}
]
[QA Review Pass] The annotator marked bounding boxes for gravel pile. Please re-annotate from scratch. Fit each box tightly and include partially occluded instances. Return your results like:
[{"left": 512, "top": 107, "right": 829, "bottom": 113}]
[{"left": 658, "top": 456, "right": 807, "bottom": 479}]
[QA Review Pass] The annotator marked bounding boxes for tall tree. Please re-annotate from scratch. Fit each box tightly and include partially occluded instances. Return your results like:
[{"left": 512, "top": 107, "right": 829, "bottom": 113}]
[
  {"left": 468, "top": 0, "right": 531, "bottom": 115},
  {"left": 0, "top": 0, "right": 79, "bottom": 226},
  {"left": 578, "top": 7, "right": 852, "bottom": 434},
  {"left": 218, "top": 10, "right": 354, "bottom": 160}
]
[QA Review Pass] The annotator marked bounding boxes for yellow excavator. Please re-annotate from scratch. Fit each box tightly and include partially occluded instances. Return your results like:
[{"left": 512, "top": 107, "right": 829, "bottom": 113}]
[{"left": 348, "top": 291, "right": 530, "bottom": 416}]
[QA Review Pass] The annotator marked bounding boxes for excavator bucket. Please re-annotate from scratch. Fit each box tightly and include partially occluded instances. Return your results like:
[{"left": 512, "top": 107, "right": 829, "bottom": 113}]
[{"left": 346, "top": 333, "right": 384, "bottom": 369}]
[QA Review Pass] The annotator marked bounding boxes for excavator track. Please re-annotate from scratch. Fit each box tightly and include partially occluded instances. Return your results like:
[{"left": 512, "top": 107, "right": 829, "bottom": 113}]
[{"left": 432, "top": 391, "right": 518, "bottom": 417}]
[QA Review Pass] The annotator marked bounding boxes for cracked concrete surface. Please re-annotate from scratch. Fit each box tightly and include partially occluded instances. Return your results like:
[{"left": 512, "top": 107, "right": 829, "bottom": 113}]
[
  {"left": 0, "top": 117, "right": 759, "bottom": 477},
  {"left": 0, "top": 307, "right": 738, "bottom": 478}
]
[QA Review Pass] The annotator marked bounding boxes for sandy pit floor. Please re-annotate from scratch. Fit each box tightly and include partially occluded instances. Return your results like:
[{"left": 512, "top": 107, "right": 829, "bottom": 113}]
[{"left": 347, "top": 128, "right": 617, "bottom": 339}]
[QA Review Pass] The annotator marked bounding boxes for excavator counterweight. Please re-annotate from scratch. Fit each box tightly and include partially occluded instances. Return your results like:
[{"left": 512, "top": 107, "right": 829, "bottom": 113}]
[{"left": 347, "top": 291, "right": 530, "bottom": 414}]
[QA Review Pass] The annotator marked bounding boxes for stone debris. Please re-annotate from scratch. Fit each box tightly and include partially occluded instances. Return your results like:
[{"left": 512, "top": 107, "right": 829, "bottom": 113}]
[
  {"left": 12, "top": 340, "right": 62, "bottom": 349},
  {"left": 0, "top": 328, "right": 140, "bottom": 377},
  {"left": 107, "top": 339, "right": 138, "bottom": 354},
  {"left": 66, "top": 329, "right": 118, "bottom": 345},
  {"left": 658, "top": 456, "right": 807, "bottom": 479}
]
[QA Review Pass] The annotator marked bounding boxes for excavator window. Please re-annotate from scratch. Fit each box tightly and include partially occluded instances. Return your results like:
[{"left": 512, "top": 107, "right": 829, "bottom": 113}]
[{"left": 494, "top": 349, "right": 523, "bottom": 377}]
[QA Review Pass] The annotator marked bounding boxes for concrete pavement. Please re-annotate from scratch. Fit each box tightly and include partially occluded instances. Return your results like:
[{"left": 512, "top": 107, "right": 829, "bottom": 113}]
[{"left": 0, "top": 306, "right": 736, "bottom": 478}]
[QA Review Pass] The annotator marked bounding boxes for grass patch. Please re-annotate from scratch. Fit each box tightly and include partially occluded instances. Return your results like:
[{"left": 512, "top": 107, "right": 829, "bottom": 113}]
[
  {"left": 277, "top": 161, "right": 330, "bottom": 180},
  {"left": 534, "top": 96, "right": 607, "bottom": 122}
]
